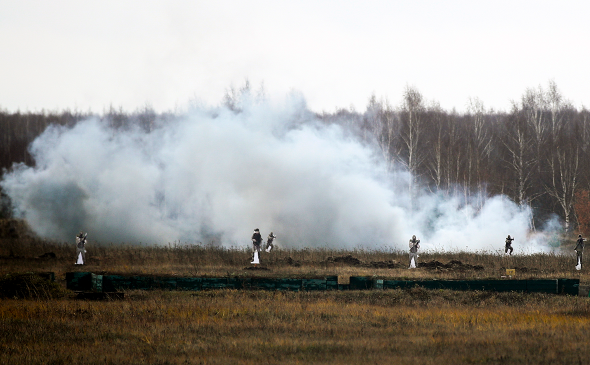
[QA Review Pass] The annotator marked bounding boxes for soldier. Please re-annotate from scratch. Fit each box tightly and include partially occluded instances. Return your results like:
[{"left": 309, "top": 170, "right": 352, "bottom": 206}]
[
  {"left": 265, "top": 232, "right": 277, "bottom": 252},
  {"left": 251, "top": 228, "right": 262, "bottom": 264},
  {"left": 505, "top": 235, "right": 514, "bottom": 255},
  {"left": 75, "top": 231, "right": 87, "bottom": 265},
  {"left": 408, "top": 235, "right": 420, "bottom": 268},
  {"left": 251, "top": 228, "right": 262, "bottom": 250},
  {"left": 575, "top": 234, "right": 585, "bottom": 270}
]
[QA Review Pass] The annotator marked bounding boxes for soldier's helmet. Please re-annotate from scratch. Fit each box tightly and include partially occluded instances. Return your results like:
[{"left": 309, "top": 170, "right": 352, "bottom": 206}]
[
  {"left": 412, "top": 235, "right": 416, "bottom": 240},
  {"left": 270, "top": 232, "right": 273, "bottom": 235},
  {"left": 507, "top": 235, "right": 511, "bottom": 239},
  {"left": 579, "top": 234, "right": 583, "bottom": 238},
  {"left": 254, "top": 228, "right": 259, "bottom": 232},
  {"left": 78, "top": 231, "right": 84, "bottom": 237}
]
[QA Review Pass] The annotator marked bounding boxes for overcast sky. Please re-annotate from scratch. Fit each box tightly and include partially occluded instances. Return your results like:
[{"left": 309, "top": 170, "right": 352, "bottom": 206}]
[{"left": 1, "top": 0, "right": 589, "bottom": 114}]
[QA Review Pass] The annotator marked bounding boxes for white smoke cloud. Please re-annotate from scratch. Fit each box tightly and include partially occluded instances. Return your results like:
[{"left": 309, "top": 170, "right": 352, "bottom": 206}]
[{"left": 1, "top": 94, "right": 555, "bottom": 252}]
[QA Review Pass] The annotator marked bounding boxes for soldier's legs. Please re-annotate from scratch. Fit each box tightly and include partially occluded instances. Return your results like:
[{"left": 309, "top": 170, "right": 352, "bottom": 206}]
[
  {"left": 409, "top": 252, "right": 417, "bottom": 267},
  {"left": 253, "top": 243, "right": 260, "bottom": 260},
  {"left": 577, "top": 251, "right": 583, "bottom": 266},
  {"left": 76, "top": 248, "right": 85, "bottom": 264}
]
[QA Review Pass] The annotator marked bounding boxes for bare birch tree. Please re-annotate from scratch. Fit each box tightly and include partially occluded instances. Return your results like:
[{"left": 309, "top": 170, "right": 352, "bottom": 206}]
[
  {"left": 502, "top": 104, "right": 535, "bottom": 206},
  {"left": 424, "top": 103, "right": 447, "bottom": 191},
  {"left": 398, "top": 86, "right": 426, "bottom": 203},
  {"left": 467, "top": 97, "right": 493, "bottom": 207},
  {"left": 364, "top": 94, "right": 399, "bottom": 171}
]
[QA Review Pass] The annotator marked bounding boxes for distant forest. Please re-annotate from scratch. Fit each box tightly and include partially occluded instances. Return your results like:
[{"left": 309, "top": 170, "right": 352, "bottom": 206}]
[{"left": 2, "top": 81, "right": 590, "bottom": 233}]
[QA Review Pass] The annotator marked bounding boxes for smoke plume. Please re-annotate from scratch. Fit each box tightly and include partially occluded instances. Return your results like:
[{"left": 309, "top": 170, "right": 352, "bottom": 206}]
[{"left": 1, "top": 94, "right": 552, "bottom": 252}]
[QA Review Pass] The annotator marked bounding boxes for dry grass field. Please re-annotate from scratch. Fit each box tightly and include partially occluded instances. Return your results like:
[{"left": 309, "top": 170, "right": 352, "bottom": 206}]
[
  {"left": 0, "top": 217, "right": 587, "bottom": 282},
  {"left": 2, "top": 289, "right": 590, "bottom": 364},
  {"left": 1, "top": 219, "right": 590, "bottom": 364}
]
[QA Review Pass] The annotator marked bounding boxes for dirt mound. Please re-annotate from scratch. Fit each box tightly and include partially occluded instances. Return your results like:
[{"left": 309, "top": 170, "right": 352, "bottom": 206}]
[
  {"left": 324, "top": 255, "right": 362, "bottom": 265},
  {"left": 366, "top": 260, "right": 401, "bottom": 269},
  {"left": 285, "top": 257, "right": 301, "bottom": 267},
  {"left": 38, "top": 252, "right": 57, "bottom": 259},
  {"left": 243, "top": 266, "right": 271, "bottom": 271},
  {"left": 419, "top": 260, "right": 484, "bottom": 271},
  {"left": 325, "top": 256, "right": 403, "bottom": 269}
]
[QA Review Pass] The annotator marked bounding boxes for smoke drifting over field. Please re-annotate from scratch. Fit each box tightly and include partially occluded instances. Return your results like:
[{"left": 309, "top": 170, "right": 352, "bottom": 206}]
[{"left": 1, "top": 95, "right": 549, "bottom": 252}]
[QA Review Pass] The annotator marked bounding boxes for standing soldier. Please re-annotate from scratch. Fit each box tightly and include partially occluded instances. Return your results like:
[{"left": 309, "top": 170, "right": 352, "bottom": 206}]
[
  {"left": 251, "top": 228, "right": 262, "bottom": 252},
  {"left": 75, "top": 232, "right": 87, "bottom": 265},
  {"left": 575, "top": 234, "right": 585, "bottom": 270},
  {"left": 505, "top": 235, "right": 514, "bottom": 255},
  {"left": 408, "top": 235, "right": 420, "bottom": 268},
  {"left": 265, "top": 232, "right": 277, "bottom": 252},
  {"left": 251, "top": 228, "right": 262, "bottom": 263}
]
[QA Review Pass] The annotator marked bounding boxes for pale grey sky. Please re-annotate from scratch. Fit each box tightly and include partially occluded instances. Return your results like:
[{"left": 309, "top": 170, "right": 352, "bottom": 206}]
[{"left": 1, "top": 0, "right": 589, "bottom": 114}]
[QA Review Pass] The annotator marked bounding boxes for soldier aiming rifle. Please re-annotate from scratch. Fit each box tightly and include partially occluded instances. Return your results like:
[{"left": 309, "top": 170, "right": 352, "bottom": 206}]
[
  {"left": 505, "top": 235, "right": 514, "bottom": 255},
  {"left": 409, "top": 235, "right": 420, "bottom": 268},
  {"left": 265, "top": 232, "right": 277, "bottom": 252},
  {"left": 575, "top": 234, "right": 585, "bottom": 270},
  {"left": 75, "top": 231, "right": 88, "bottom": 264}
]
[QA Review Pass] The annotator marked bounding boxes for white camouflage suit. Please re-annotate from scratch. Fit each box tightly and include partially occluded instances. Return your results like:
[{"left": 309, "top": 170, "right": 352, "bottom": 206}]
[
  {"left": 409, "top": 235, "right": 420, "bottom": 268},
  {"left": 76, "top": 232, "right": 87, "bottom": 264}
]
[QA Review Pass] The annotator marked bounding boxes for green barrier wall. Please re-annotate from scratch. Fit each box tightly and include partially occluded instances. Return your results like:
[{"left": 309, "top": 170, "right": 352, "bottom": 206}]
[
  {"left": 66, "top": 272, "right": 92, "bottom": 291},
  {"left": 558, "top": 279, "right": 580, "bottom": 295},
  {"left": 382, "top": 279, "right": 561, "bottom": 294},
  {"left": 176, "top": 278, "right": 202, "bottom": 291},
  {"left": 349, "top": 276, "right": 373, "bottom": 290},
  {"left": 66, "top": 273, "right": 580, "bottom": 296},
  {"left": 326, "top": 276, "right": 338, "bottom": 291}
]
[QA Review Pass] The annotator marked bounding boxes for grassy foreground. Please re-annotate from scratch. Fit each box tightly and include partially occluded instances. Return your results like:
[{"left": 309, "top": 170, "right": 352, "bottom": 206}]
[
  {"left": 2, "top": 289, "right": 590, "bottom": 364},
  {"left": 1, "top": 220, "right": 590, "bottom": 364}
]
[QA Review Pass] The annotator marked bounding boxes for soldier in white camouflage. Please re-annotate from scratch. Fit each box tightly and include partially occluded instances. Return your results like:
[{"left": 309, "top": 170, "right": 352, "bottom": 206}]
[
  {"left": 575, "top": 234, "right": 585, "bottom": 269},
  {"left": 75, "top": 232, "right": 87, "bottom": 264},
  {"left": 265, "top": 232, "right": 277, "bottom": 252},
  {"left": 408, "top": 235, "right": 420, "bottom": 268}
]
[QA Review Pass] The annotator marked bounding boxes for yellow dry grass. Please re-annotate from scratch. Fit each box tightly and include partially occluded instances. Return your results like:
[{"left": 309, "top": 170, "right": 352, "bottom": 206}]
[
  {"left": 1, "top": 290, "right": 590, "bottom": 364},
  {"left": 2, "top": 224, "right": 590, "bottom": 364},
  {"left": 1, "top": 235, "right": 589, "bottom": 282}
]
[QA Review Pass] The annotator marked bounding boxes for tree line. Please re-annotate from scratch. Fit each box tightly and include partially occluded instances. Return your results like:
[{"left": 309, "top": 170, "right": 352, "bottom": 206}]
[
  {"left": 320, "top": 81, "right": 590, "bottom": 233},
  {"left": 1, "top": 81, "right": 589, "bottom": 232}
]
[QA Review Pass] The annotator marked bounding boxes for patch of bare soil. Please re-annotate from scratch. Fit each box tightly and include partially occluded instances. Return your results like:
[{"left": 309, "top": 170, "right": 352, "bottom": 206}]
[
  {"left": 324, "top": 255, "right": 403, "bottom": 269},
  {"left": 324, "top": 254, "right": 362, "bottom": 265},
  {"left": 243, "top": 266, "right": 271, "bottom": 271},
  {"left": 284, "top": 257, "right": 301, "bottom": 267},
  {"left": 366, "top": 260, "right": 401, "bottom": 269},
  {"left": 419, "top": 260, "right": 484, "bottom": 272},
  {"left": 38, "top": 252, "right": 57, "bottom": 259}
]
